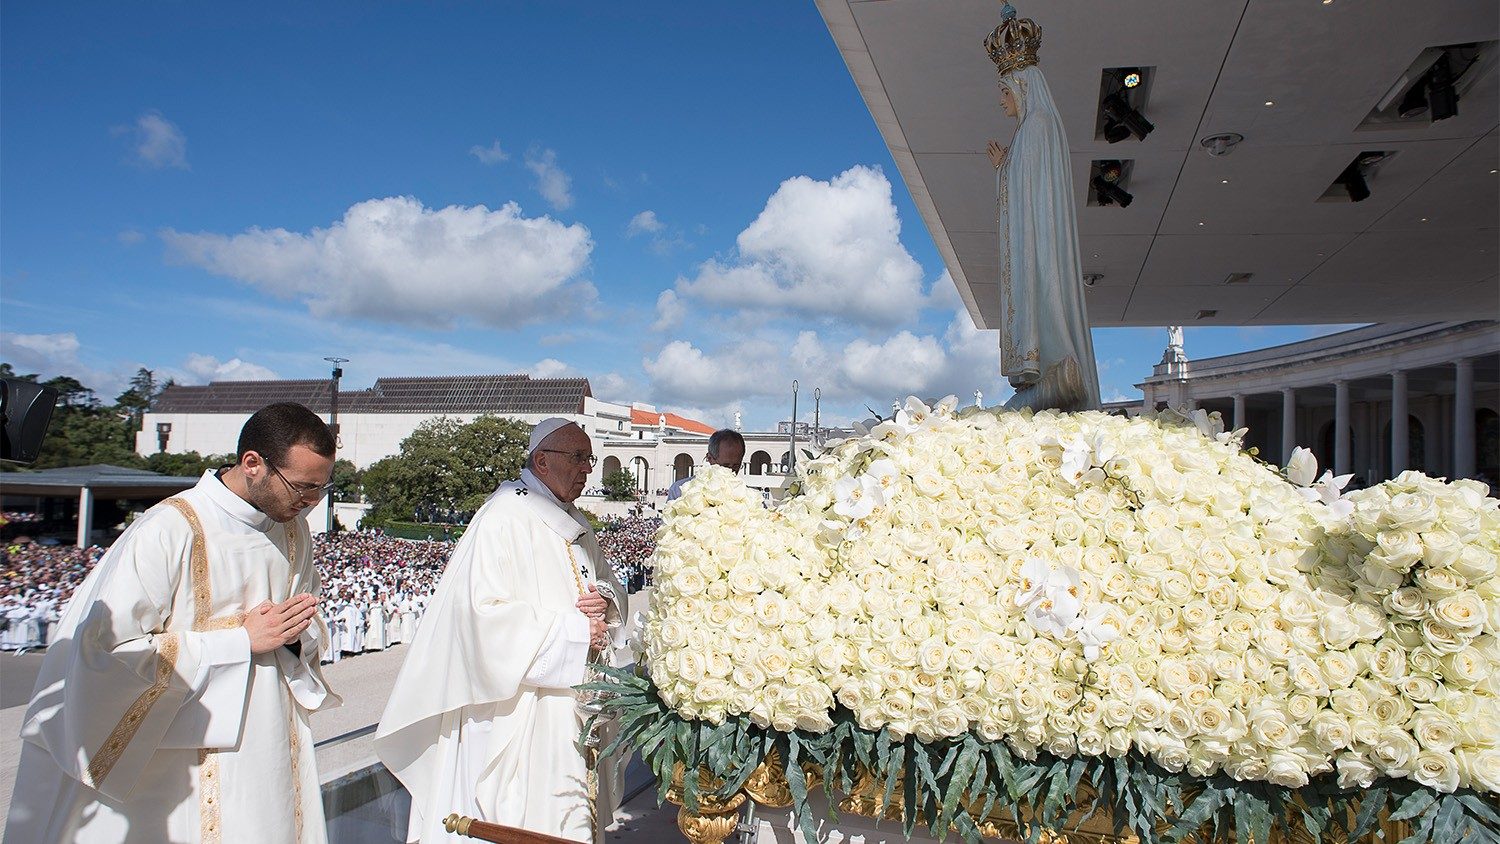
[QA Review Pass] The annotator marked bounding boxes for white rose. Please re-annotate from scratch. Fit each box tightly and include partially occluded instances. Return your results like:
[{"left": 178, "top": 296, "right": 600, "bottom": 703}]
[
  {"left": 1266, "top": 752, "right": 1310, "bottom": 788},
  {"left": 1458, "top": 748, "right": 1500, "bottom": 793},
  {"left": 1412, "top": 749, "right": 1461, "bottom": 793},
  {"left": 1387, "top": 491, "right": 1440, "bottom": 532},
  {"left": 1420, "top": 618, "right": 1469, "bottom": 654},
  {"left": 1384, "top": 587, "right": 1428, "bottom": 620},
  {"left": 1417, "top": 567, "right": 1469, "bottom": 598},
  {"left": 1310, "top": 712, "right": 1352, "bottom": 753},
  {"left": 1430, "top": 592, "right": 1486, "bottom": 636},
  {"left": 1319, "top": 651, "right": 1359, "bottom": 689},
  {"left": 1451, "top": 545, "right": 1498, "bottom": 583},
  {"left": 1408, "top": 710, "right": 1460, "bottom": 752},
  {"left": 1370, "top": 727, "right": 1420, "bottom": 775},
  {"left": 1336, "top": 755, "right": 1379, "bottom": 789}
]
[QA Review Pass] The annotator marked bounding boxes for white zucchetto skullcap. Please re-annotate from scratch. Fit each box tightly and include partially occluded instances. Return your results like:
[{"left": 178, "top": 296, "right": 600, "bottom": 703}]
[{"left": 528, "top": 418, "right": 577, "bottom": 453}]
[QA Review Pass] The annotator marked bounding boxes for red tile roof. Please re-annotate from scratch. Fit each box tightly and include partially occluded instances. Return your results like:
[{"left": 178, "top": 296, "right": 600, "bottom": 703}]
[{"left": 629, "top": 408, "right": 716, "bottom": 435}]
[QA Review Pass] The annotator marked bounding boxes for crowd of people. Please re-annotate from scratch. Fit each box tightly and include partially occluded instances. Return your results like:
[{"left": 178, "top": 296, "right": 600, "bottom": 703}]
[
  {"left": 596, "top": 515, "right": 661, "bottom": 593},
  {"left": 0, "top": 515, "right": 663, "bottom": 656}
]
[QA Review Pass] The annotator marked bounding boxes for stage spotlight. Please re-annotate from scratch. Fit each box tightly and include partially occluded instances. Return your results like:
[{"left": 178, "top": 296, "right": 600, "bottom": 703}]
[
  {"left": 1398, "top": 81, "right": 1428, "bottom": 118},
  {"left": 1428, "top": 54, "right": 1458, "bottom": 121},
  {"left": 1335, "top": 161, "right": 1370, "bottom": 202},
  {"left": 1097, "top": 159, "right": 1124, "bottom": 183},
  {"left": 1092, "top": 175, "right": 1134, "bottom": 207},
  {"left": 1121, "top": 68, "right": 1142, "bottom": 88},
  {"left": 1102, "top": 93, "right": 1154, "bottom": 140},
  {"left": 1103, "top": 120, "right": 1132, "bottom": 144}
]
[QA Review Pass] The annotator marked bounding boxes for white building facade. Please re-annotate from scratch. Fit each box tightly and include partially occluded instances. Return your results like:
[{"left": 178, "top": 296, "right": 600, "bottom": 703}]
[{"left": 1137, "top": 321, "right": 1499, "bottom": 488}]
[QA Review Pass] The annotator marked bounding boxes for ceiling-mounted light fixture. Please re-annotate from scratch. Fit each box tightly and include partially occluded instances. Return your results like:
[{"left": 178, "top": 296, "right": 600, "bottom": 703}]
[
  {"left": 1101, "top": 93, "right": 1154, "bottom": 141},
  {"left": 1121, "top": 68, "right": 1142, "bottom": 88},
  {"left": 1335, "top": 161, "right": 1371, "bottom": 202},
  {"left": 1428, "top": 53, "right": 1458, "bottom": 121}
]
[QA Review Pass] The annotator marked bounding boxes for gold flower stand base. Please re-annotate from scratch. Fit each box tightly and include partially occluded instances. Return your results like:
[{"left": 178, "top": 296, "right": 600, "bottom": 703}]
[{"left": 663, "top": 757, "right": 1411, "bottom": 844}]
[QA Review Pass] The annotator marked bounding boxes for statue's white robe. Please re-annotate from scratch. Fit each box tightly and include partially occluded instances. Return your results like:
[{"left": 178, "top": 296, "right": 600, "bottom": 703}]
[
  {"left": 4, "top": 471, "right": 340, "bottom": 844},
  {"left": 375, "top": 469, "right": 625, "bottom": 843}
]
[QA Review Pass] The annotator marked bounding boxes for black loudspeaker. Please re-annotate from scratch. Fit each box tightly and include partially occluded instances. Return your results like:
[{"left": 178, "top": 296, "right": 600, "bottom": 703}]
[{"left": 1, "top": 378, "right": 60, "bottom": 464}]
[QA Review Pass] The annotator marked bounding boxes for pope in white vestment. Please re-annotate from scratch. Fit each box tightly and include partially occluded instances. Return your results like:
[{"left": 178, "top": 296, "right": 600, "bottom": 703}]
[
  {"left": 376, "top": 419, "right": 626, "bottom": 843},
  {"left": 5, "top": 403, "right": 341, "bottom": 844}
]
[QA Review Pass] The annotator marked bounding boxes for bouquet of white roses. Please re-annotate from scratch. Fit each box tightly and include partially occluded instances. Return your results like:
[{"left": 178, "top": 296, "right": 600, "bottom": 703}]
[{"left": 611, "top": 398, "right": 1499, "bottom": 843}]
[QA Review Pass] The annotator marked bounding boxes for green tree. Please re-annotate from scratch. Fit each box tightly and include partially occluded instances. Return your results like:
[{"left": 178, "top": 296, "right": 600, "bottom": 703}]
[
  {"left": 602, "top": 469, "right": 637, "bottom": 501},
  {"left": 115, "top": 367, "right": 158, "bottom": 430},
  {"left": 0, "top": 363, "right": 39, "bottom": 381},
  {"left": 360, "top": 415, "right": 531, "bottom": 524},
  {"left": 44, "top": 375, "right": 99, "bottom": 409},
  {"left": 331, "top": 458, "right": 360, "bottom": 503},
  {"left": 144, "top": 451, "right": 236, "bottom": 477}
]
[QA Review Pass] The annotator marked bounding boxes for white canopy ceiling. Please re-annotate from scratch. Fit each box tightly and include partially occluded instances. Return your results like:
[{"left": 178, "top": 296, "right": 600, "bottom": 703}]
[{"left": 814, "top": 0, "right": 1499, "bottom": 328}]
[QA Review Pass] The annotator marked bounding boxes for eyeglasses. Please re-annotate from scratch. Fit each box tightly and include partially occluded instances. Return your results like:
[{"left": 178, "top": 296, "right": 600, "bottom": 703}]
[
  {"left": 268, "top": 462, "right": 335, "bottom": 501},
  {"left": 540, "top": 449, "right": 598, "bottom": 468}
]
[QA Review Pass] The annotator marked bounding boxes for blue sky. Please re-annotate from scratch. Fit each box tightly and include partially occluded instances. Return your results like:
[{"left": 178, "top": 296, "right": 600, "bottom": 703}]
[{"left": 1, "top": 3, "right": 1352, "bottom": 429}]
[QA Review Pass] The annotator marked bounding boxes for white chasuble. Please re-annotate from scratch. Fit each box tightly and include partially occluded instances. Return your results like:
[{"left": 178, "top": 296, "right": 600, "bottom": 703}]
[
  {"left": 5, "top": 471, "right": 340, "bottom": 844},
  {"left": 375, "top": 469, "right": 626, "bottom": 844}
]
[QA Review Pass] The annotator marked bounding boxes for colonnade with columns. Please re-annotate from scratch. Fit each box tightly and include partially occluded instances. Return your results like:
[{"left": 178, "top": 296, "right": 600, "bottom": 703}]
[{"left": 1213, "top": 356, "right": 1494, "bottom": 486}]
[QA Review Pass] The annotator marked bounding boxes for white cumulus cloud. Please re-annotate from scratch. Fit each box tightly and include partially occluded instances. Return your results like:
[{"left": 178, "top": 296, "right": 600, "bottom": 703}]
[
  {"left": 162, "top": 196, "right": 595, "bottom": 329},
  {"left": 626, "top": 210, "right": 664, "bottom": 236},
  {"left": 642, "top": 338, "right": 785, "bottom": 407},
  {"left": 652, "top": 289, "right": 686, "bottom": 332},
  {"left": 115, "top": 110, "right": 188, "bottom": 170},
  {"left": 525, "top": 147, "right": 573, "bottom": 211},
  {"left": 469, "top": 140, "right": 510, "bottom": 165},
  {"left": 641, "top": 309, "right": 1006, "bottom": 418},
  {"left": 530, "top": 358, "right": 573, "bottom": 379},
  {"left": 183, "top": 354, "right": 278, "bottom": 382},
  {"left": 672, "top": 165, "right": 925, "bottom": 327}
]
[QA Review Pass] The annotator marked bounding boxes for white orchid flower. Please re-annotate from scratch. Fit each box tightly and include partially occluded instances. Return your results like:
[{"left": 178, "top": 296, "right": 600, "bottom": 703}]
[
  {"left": 1285, "top": 446, "right": 1318, "bottom": 488},
  {"left": 1070, "top": 607, "right": 1120, "bottom": 661},
  {"left": 865, "top": 459, "right": 901, "bottom": 496},
  {"left": 1025, "top": 583, "right": 1082, "bottom": 637},
  {"left": 1016, "top": 560, "right": 1084, "bottom": 637},
  {"left": 933, "top": 395, "right": 958, "bottom": 417},
  {"left": 1089, "top": 430, "right": 1117, "bottom": 466},
  {"left": 1216, "top": 426, "right": 1249, "bottom": 445},
  {"left": 832, "top": 473, "right": 883, "bottom": 520},
  {"left": 1312, "top": 470, "right": 1356, "bottom": 519},
  {"left": 869, "top": 419, "right": 907, "bottom": 442},
  {"left": 1015, "top": 557, "right": 1051, "bottom": 608},
  {"left": 1059, "top": 436, "right": 1094, "bottom": 486},
  {"left": 1189, "top": 408, "right": 1223, "bottom": 439},
  {"left": 895, "top": 396, "right": 932, "bottom": 432}
]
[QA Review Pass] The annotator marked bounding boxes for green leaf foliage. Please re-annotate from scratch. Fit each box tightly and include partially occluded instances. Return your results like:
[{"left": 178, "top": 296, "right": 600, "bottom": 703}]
[{"left": 585, "top": 667, "right": 1500, "bottom": 844}]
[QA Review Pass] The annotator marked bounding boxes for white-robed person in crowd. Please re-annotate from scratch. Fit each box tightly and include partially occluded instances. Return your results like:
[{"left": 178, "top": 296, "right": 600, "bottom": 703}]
[
  {"left": 5, "top": 402, "right": 341, "bottom": 843},
  {"left": 365, "top": 593, "right": 388, "bottom": 651},
  {"left": 376, "top": 418, "right": 626, "bottom": 843},
  {"left": 666, "top": 429, "right": 746, "bottom": 501}
]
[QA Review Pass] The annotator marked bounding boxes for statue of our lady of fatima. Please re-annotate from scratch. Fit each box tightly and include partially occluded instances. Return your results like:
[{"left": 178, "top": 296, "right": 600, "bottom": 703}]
[{"left": 987, "top": 3, "right": 1102, "bottom": 412}]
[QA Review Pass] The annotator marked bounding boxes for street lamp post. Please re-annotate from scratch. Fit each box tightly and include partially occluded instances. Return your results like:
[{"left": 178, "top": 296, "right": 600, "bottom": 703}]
[
  {"left": 323, "top": 357, "right": 348, "bottom": 533},
  {"left": 813, "top": 387, "right": 821, "bottom": 448},
  {"left": 788, "top": 380, "right": 799, "bottom": 475}
]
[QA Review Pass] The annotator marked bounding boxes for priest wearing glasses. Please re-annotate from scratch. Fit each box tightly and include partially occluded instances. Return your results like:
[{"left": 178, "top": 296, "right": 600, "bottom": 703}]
[
  {"left": 377, "top": 418, "right": 627, "bottom": 843},
  {"left": 6, "top": 402, "right": 341, "bottom": 843}
]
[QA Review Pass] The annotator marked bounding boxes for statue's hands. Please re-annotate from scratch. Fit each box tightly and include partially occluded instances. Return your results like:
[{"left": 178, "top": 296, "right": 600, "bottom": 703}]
[{"left": 987, "top": 140, "right": 1008, "bottom": 169}]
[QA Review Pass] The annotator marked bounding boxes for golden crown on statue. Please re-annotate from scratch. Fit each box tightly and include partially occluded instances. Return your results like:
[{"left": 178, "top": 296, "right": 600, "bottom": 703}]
[{"left": 984, "top": 2, "right": 1042, "bottom": 76}]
